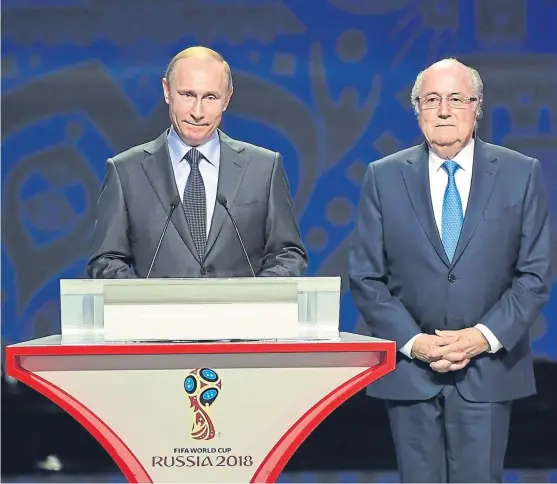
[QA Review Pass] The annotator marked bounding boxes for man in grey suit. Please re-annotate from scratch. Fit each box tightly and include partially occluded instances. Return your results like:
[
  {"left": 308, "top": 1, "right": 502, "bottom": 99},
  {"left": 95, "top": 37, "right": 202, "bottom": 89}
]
[
  {"left": 87, "top": 46, "right": 307, "bottom": 279},
  {"left": 349, "top": 58, "right": 551, "bottom": 482}
]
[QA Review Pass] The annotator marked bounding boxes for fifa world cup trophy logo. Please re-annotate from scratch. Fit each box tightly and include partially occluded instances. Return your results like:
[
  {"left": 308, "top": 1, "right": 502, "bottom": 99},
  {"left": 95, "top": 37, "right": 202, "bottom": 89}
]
[{"left": 184, "top": 368, "right": 222, "bottom": 440}]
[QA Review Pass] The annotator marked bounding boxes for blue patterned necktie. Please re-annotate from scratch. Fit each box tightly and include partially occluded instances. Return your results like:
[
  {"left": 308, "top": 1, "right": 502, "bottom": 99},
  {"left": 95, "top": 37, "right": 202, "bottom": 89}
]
[
  {"left": 441, "top": 160, "right": 463, "bottom": 263},
  {"left": 183, "top": 148, "right": 207, "bottom": 261}
]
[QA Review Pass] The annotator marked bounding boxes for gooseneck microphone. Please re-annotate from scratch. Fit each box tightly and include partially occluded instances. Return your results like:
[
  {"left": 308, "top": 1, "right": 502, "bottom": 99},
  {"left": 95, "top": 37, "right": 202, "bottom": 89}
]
[
  {"left": 146, "top": 196, "right": 181, "bottom": 279},
  {"left": 216, "top": 194, "right": 256, "bottom": 277}
]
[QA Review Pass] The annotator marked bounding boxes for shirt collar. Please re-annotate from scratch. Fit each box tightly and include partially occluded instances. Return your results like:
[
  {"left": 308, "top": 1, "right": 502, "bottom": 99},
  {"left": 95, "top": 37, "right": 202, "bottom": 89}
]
[
  {"left": 429, "top": 137, "right": 475, "bottom": 173},
  {"left": 167, "top": 127, "right": 220, "bottom": 168}
]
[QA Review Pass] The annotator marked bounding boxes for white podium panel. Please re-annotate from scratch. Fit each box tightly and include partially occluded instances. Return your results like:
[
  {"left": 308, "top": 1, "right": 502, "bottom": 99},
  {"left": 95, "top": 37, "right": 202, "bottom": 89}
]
[
  {"left": 6, "top": 334, "right": 396, "bottom": 483},
  {"left": 6, "top": 276, "right": 396, "bottom": 482}
]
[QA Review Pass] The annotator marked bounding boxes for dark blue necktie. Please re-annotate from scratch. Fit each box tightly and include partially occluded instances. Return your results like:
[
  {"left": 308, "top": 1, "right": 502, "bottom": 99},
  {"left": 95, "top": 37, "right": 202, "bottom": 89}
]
[
  {"left": 441, "top": 160, "right": 463, "bottom": 263},
  {"left": 183, "top": 148, "right": 206, "bottom": 261}
]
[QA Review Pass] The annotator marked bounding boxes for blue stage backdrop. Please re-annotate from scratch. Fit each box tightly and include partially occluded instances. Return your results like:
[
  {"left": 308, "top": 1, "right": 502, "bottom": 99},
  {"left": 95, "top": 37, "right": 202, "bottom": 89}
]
[{"left": 2, "top": 0, "right": 556, "bottom": 360}]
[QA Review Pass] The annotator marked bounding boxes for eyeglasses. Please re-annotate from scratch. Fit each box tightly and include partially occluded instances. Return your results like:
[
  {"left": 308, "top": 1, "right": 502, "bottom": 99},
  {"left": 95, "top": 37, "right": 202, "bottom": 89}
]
[{"left": 416, "top": 95, "right": 478, "bottom": 110}]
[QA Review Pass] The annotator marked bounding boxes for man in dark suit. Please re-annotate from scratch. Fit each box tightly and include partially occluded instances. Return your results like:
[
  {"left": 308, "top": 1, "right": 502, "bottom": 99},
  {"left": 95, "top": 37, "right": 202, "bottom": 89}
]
[
  {"left": 349, "top": 58, "right": 551, "bottom": 482},
  {"left": 87, "top": 46, "right": 307, "bottom": 279}
]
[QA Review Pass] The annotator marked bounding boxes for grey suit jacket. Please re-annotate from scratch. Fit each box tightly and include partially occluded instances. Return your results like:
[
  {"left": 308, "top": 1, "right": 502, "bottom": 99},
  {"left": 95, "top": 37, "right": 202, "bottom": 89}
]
[
  {"left": 86, "top": 130, "right": 307, "bottom": 278},
  {"left": 349, "top": 138, "right": 551, "bottom": 402}
]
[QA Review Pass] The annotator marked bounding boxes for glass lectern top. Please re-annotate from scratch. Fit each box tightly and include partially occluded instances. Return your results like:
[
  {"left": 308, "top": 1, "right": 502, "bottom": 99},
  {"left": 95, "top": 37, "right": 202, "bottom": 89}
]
[{"left": 60, "top": 277, "right": 341, "bottom": 344}]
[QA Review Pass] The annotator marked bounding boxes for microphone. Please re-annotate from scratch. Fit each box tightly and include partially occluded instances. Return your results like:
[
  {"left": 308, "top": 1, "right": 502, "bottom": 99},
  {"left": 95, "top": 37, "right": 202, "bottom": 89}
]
[
  {"left": 216, "top": 194, "right": 256, "bottom": 277},
  {"left": 146, "top": 196, "right": 181, "bottom": 279}
]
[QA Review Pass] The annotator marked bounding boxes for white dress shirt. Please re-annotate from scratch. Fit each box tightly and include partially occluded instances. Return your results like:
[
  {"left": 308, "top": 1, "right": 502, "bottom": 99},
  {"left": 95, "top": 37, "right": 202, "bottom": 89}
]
[
  {"left": 399, "top": 138, "right": 503, "bottom": 358},
  {"left": 167, "top": 127, "right": 220, "bottom": 238}
]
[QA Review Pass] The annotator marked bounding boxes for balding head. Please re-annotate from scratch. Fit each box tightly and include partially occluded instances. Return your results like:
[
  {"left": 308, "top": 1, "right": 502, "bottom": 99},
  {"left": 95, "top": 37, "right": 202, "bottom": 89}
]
[
  {"left": 410, "top": 58, "right": 483, "bottom": 159},
  {"left": 411, "top": 58, "right": 483, "bottom": 118},
  {"left": 165, "top": 46, "right": 233, "bottom": 93}
]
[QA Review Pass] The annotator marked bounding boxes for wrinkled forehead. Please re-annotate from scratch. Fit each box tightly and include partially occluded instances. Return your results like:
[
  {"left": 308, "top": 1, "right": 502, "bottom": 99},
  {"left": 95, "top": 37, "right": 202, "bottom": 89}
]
[{"left": 420, "top": 65, "right": 474, "bottom": 96}]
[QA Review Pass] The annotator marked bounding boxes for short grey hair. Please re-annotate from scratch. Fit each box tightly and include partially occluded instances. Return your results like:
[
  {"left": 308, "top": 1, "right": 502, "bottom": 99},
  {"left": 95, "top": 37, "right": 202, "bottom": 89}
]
[{"left": 410, "top": 58, "right": 483, "bottom": 120}]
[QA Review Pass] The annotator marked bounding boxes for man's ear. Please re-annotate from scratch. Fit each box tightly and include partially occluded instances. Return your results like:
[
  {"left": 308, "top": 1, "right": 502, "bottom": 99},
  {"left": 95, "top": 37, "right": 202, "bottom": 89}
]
[{"left": 162, "top": 77, "right": 170, "bottom": 104}]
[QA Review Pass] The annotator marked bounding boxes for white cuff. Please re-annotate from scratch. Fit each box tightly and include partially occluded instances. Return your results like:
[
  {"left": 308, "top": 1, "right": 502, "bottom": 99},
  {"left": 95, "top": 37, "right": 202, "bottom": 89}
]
[
  {"left": 399, "top": 334, "right": 421, "bottom": 359},
  {"left": 475, "top": 323, "right": 503, "bottom": 353}
]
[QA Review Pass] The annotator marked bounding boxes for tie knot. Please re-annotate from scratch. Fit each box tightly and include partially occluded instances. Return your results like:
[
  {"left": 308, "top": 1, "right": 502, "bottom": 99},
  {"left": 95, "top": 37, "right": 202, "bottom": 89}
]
[
  {"left": 442, "top": 160, "right": 460, "bottom": 177},
  {"left": 185, "top": 148, "right": 202, "bottom": 167}
]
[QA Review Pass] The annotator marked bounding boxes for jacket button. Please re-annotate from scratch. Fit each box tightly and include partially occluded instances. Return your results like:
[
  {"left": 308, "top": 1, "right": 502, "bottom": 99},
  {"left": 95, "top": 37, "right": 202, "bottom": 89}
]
[
  {"left": 448, "top": 274, "right": 456, "bottom": 283},
  {"left": 200, "top": 267, "right": 207, "bottom": 275}
]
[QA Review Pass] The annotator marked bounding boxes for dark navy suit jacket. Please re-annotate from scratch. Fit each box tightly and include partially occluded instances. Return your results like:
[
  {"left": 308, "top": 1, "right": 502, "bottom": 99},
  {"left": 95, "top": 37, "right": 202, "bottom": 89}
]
[{"left": 349, "top": 138, "right": 551, "bottom": 402}]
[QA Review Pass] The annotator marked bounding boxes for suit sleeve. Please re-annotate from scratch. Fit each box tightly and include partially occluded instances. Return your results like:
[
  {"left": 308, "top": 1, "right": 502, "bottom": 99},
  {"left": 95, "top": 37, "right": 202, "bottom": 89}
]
[
  {"left": 258, "top": 152, "right": 308, "bottom": 277},
  {"left": 349, "top": 162, "right": 422, "bottom": 349},
  {"left": 86, "top": 159, "right": 136, "bottom": 278},
  {"left": 479, "top": 158, "right": 551, "bottom": 351}
]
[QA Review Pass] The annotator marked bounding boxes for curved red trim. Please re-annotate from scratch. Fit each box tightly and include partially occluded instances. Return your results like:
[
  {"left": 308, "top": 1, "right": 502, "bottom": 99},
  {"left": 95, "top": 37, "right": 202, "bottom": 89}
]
[
  {"left": 250, "top": 355, "right": 395, "bottom": 483},
  {"left": 9, "top": 357, "right": 152, "bottom": 483},
  {"left": 7, "top": 340, "right": 394, "bottom": 357},
  {"left": 5, "top": 340, "right": 396, "bottom": 484}
]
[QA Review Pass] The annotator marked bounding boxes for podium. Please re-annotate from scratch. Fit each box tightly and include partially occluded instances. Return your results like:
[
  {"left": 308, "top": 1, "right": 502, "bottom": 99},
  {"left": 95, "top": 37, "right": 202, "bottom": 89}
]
[{"left": 5, "top": 278, "right": 395, "bottom": 483}]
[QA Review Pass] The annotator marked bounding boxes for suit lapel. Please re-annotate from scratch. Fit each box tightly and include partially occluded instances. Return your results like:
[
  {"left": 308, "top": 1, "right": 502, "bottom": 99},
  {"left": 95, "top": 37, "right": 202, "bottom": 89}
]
[
  {"left": 141, "top": 131, "right": 201, "bottom": 263},
  {"left": 451, "top": 139, "right": 498, "bottom": 266},
  {"left": 204, "top": 132, "right": 249, "bottom": 257},
  {"left": 402, "top": 143, "right": 450, "bottom": 267}
]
